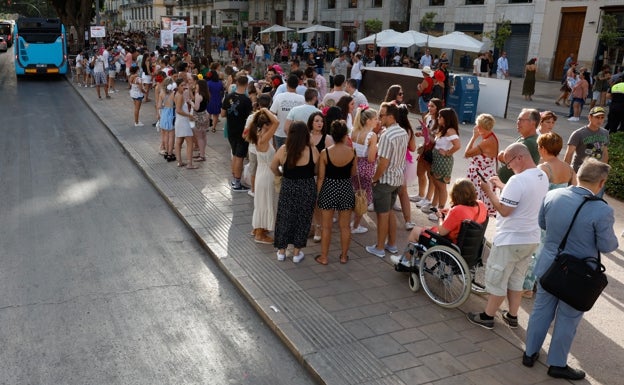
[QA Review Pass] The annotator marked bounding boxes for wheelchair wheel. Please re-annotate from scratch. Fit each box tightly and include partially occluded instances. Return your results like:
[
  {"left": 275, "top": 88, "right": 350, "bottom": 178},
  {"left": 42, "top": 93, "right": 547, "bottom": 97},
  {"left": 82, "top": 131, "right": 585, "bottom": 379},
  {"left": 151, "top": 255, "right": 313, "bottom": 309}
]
[
  {"left": 418, "top": 246, "right": 471, "bottom": 308},
  {"left": 408, "top": 272, "right": 420, "bottom": 292}
]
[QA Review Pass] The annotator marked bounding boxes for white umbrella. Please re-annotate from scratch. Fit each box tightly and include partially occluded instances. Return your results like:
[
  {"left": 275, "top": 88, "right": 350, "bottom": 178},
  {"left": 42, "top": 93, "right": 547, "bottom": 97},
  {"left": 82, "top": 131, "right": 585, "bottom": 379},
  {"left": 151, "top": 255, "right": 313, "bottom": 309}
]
[
  {"left": 260, "top": 24, "right": 293, "bottom": 34},
  {"left": 297, "top": 25, "right": 339, "bottom": 34},
  {"left": 378, "top": 30, "right": 435, "bottom": 48},
  {"left": 428, "top": 31, "right": 484, "bottom": 52},
  {"left": 357, "top": 29, "right": 402, "bottom": 46}
]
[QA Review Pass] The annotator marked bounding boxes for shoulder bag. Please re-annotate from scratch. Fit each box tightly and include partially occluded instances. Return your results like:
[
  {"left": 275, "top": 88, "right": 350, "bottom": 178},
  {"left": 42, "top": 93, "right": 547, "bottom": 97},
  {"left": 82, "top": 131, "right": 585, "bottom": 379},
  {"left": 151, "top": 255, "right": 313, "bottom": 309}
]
[{"left": 539, "top": 195, "right": 608, "bottom": 312}]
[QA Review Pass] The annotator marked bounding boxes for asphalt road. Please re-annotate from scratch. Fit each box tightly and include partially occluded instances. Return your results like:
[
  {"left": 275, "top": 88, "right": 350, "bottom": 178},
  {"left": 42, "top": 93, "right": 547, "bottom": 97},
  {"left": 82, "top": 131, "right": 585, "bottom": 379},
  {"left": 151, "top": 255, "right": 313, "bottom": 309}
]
[{"left": 0, "top": 53, "right": 315, "bottom": 384}]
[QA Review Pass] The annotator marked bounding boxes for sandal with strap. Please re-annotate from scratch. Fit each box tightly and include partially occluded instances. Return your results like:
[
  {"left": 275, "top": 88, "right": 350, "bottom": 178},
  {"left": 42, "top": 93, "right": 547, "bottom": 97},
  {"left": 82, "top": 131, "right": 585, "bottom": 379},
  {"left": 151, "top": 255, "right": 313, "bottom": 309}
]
[{"left": 194, "top": 156, "right": 206, "bottom": 162}]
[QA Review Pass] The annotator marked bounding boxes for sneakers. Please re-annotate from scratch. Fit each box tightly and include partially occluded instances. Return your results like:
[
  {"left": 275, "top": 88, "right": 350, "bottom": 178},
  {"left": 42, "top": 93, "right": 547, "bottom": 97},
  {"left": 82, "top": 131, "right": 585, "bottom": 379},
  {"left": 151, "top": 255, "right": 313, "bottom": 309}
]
[
  {"left": 293, "top": 251, "right": 305, "bottom": 263},
  {"left": 232, "top": 185, "right": 250, "bottom": 192},
  {"left": 421, "top": 204, "right": 434, "bottom": 214},
  {"left": 415, "top": 198, "right": 431, "bottom": 208},
  {"left": 247, "top": 190, "right": 255, "bottom": 197},
  {"left": 365, "top": 245, "right": 385, "bottom": 258},
  {"left": 409, "top": 195, "right": 424, "bottom": 202},
  {"left": 390, "top": 254, "right": 411, "bottom": 267},
  {"left": 134, "top": 121, "right": 144, "bottom": 127},
  {"left": 405, "top": 221, "right": 416, "bottom": 230},
  {"left": 466, "top": 312, "right": 494, "bottom": 330},
  {"left": 522, "top": 352, "right": 540, "bottom": 368},
  {"left": 428, "top": 212, "right": 439, "bottom": 221},
  {"left": 367, "top": 203, "right": 375, "bottom": 212},
  {"left": 393, "top": 202, "right": 402, "bottom": 211},
  {"left": 567, "top": 116, "right": 580, "bottom": 122},
  {"left": 351, "top": 225, "right": 368, "bottom": 234},
  {"left": 502, "top": 311, "right": 518, "bottom": 328},
  {"left": 384, "top": 244, "right": 399, "bottom": 254},
  {"left": 276, "top": 251, "right": 286, "bottom": 261}
]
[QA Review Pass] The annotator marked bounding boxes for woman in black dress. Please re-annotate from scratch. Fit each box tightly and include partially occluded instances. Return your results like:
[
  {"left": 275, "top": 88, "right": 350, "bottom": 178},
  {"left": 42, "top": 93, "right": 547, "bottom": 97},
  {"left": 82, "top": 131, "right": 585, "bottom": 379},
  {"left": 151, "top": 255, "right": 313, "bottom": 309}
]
[{"left": 271, "top": 121, "right": 320, "bottom": 263}]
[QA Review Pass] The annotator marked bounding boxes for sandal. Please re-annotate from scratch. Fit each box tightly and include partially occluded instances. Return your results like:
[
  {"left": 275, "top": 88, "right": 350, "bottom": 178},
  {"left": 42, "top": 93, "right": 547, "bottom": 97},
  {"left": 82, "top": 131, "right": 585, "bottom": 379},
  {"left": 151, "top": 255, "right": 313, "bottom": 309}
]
[
  {"left": 211, "top": 127, "right": 216, "bottom": 133},
  {"left": 177, "top": 162, "right": 187, "bottom": 167},
  {"left": 340, "top": 255, "right": 349, "bottom": 264},
  {"left": 194, "top": 156, "right": 206, "bottom": 162},
  {"left": 186, "top": 164, "right": 199, "bottom": 169},
  {"left": 314, "top": 255, "right": 328, "bottom": 265}
]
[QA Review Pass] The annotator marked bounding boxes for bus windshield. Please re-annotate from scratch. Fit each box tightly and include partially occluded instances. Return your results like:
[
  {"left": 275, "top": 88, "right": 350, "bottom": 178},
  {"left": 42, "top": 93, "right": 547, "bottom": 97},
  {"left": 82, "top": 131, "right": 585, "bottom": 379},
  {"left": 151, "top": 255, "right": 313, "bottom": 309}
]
[{"left": 14, "top": 17, "right": 68, "bottom": 76}]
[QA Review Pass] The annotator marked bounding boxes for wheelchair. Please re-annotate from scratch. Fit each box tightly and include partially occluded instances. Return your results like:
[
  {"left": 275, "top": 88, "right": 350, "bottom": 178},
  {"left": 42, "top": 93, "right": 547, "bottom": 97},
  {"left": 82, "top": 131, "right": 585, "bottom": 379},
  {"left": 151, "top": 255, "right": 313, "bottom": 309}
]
[{"left": 398, "top": 218, "right": 489, "bottom": 308}]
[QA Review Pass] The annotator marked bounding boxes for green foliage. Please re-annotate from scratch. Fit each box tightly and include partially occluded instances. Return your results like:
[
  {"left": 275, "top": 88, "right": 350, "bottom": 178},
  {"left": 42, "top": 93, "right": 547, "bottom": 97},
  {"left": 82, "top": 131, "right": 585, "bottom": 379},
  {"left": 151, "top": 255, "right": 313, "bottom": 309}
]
[
  {"left": 484, "top": 19, "right": 511, "bottom": 52},
  {"left": 420, "top": 12, "right": 437, "bottom": 33},
  {"left": 364, "top": 19, "right": 382, "bottom": 34},
  {"left": 605, "top": 132, "right": 624, "bottom": 201},
  {"left": 599, "top": 14, "right": 623, "bottom": 49}
]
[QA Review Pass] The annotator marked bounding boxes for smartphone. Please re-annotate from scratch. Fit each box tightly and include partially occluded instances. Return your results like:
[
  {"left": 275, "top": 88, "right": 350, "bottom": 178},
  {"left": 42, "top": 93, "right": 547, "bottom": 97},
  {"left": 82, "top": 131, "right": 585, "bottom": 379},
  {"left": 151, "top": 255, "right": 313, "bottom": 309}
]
[{"left": 476, "top": 170, "right": 487, "bottom": 182}]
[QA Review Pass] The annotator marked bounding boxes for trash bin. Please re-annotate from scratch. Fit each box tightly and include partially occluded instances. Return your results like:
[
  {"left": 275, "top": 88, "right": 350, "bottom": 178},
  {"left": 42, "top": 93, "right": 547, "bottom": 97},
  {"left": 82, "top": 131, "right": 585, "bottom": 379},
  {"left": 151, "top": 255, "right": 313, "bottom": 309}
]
[{"left": 446, "top": 75, "right": 480, "bottom": 124}]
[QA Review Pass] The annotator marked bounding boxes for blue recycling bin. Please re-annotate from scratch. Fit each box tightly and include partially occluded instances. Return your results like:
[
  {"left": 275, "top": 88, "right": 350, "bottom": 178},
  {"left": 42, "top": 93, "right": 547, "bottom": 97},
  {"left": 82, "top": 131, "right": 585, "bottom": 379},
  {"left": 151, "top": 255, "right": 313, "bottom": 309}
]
[{"left": 446, "top": 75, "right": 480, "bottom": 124}]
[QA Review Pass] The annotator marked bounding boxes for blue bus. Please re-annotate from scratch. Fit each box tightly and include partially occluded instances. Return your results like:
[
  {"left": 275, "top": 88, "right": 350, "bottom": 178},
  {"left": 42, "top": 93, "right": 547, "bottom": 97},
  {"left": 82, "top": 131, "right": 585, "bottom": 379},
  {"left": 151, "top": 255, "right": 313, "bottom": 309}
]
[{"left": 14, "top": 17, "right": 68, "bottom": 76}]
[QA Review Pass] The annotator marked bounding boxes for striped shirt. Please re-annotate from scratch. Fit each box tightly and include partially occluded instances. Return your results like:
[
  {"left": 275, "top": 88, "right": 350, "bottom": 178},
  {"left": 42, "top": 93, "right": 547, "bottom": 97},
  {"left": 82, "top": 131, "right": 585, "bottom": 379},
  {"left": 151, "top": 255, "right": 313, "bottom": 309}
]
[{"left": 377, "top": 123, "right": 409, "bottom": 186}]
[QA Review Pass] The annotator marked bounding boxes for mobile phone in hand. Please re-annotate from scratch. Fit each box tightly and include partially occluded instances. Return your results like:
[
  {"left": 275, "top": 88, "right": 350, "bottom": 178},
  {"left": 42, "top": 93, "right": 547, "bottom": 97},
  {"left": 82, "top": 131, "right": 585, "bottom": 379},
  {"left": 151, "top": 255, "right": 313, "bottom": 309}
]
[{"left": 476, "top": 170, "right": 487, "bottom": 182}]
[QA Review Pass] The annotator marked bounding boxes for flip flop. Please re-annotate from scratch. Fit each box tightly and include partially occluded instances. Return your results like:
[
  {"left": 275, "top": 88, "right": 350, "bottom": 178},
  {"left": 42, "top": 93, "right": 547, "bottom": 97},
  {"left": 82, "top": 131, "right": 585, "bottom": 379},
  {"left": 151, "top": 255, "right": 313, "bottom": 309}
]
[
  {"left": 314, "top": 255, "right": 328, "bottom": 265},
  {"left": 340, "top": 255, "right": 349, "bottom": 264},
  {"left": 177, "top": 162, "right": 187, "bottom": 167}
]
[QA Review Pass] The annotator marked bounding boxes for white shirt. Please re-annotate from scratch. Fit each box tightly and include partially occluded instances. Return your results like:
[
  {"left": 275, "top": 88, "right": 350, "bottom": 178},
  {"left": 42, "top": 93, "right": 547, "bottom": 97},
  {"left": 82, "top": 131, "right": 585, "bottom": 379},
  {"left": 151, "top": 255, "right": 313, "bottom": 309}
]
[
  {"left": 351, "top": 60, "right": 363, "bottom": 80},
  {"left": 270, "top": 92, "right": 305, "bottom": 138},
  {"left": 494, "top": 167, "right": 549, "bottom": 245},
  {"left": 420, "top": 54, "right": 432, "bottom": 68}
]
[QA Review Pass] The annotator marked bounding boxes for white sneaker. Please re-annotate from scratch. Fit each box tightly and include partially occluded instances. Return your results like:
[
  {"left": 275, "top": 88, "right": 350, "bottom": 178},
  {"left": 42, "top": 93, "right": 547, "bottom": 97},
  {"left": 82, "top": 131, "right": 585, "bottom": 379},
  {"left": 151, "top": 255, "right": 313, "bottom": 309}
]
[
  {"left": 276, "top": 252, "right": 285, "bottom": 261},
  {"left": 390, "top": 254, "right": 411, "bottom": 267},
  {"left": 367, "top": 203, "right": 375, "bottom": 212},
  {"left": 415, "top": 199, "right": 431, "bottom": 208},
  {"left": 293, "top": 251, "right": 305, "bottom": 263},
  {"left": 393, "top": 202, "right": 402, "bottom": 211},
  {"left": 247, "top": 190, "right": 255, "bottom": 197},
  {"left": 409, "top": 195, "right": 424, "bottom": 202},
  {"left": 134, "top": 121, "right": 144, "bottom": 127},
  {"left": 428, "top": 212, "right": 439, "bottom": 221},
  {"left": 421, "top": 204, "right": 434, "bottom": 214},
  {"left": 351, "top": 225, "right": 368, "bottom": 234},
  {"left": 405, "top": 222, "right": 416, "bottom": 231},
  {"left": 567, "top": 117, "right": 579, "bottom": 122}
]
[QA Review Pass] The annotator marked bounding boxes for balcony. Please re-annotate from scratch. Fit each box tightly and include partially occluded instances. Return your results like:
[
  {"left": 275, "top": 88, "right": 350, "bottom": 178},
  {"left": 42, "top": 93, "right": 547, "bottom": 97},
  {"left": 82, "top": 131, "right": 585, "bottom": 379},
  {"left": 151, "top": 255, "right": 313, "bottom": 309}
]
[{"left": 213, "top": 0, "right": 248, "bottom": 11}]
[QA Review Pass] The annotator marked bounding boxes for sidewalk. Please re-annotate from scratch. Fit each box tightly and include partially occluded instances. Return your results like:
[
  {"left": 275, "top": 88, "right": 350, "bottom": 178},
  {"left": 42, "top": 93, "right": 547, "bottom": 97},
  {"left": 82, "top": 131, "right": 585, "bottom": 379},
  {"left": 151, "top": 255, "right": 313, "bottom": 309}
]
[{"left": 72, "top": 75, "right": 622, "bottom": 384}]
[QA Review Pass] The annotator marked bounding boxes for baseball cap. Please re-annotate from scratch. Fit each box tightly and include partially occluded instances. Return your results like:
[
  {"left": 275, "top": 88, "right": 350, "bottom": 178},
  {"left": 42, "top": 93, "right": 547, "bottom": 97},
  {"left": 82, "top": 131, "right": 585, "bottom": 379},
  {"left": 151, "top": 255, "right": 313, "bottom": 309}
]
[{"left": 589, "top": 106, "right": 606, "bottom": 116}]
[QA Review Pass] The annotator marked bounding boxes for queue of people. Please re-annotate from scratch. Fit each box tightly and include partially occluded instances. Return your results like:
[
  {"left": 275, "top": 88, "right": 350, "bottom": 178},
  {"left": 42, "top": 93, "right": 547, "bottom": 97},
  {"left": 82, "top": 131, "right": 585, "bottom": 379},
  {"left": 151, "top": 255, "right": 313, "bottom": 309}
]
[{"left": 80, "top": 33, "right": 619, "bottom": 382}]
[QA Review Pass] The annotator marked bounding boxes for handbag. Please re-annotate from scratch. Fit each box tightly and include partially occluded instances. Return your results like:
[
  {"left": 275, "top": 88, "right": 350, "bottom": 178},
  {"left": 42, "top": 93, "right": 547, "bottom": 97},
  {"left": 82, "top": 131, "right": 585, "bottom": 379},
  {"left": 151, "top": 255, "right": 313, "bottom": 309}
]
[
  {"left": 353, "top": 156, "right": 368, "bottom": 216},
  {"left": 539, "top": 196, "right": 608, "bottom": 312}
]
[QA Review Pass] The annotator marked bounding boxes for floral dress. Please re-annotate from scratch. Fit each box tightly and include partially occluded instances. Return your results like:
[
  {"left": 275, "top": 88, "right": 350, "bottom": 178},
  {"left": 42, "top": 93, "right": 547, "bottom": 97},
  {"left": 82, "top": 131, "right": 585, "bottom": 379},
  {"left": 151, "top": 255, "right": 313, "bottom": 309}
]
[{"left": 466, "top": 132, "right": 498, "bottom": 216}]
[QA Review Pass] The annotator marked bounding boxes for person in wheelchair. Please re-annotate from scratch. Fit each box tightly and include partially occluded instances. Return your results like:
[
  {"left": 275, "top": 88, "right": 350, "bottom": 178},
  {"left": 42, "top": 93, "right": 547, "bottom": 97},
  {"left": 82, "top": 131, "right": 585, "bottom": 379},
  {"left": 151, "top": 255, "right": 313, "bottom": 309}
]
[{"left": 391, "top": 178, "right": 488, "bottom": 268}]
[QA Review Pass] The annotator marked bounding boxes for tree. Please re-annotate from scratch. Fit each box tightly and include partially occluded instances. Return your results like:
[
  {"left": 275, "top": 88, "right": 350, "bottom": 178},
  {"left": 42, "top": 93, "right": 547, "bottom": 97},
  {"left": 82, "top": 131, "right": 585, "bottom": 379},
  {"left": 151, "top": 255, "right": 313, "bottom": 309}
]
[
  {"left": 420, "top": 12, "right": 437, "bottom": 47},
  {"left": 599, "top": 13, "right": 623, "bottom": 64},
  {"left": 48, "top": 0, "right": 96, "bottom": 50},
  {"left": 484, "top": 19, "right": 511, "bottom": 52},
  {"left": 364, "top": 18, "right": 382, "bottom": 35}
]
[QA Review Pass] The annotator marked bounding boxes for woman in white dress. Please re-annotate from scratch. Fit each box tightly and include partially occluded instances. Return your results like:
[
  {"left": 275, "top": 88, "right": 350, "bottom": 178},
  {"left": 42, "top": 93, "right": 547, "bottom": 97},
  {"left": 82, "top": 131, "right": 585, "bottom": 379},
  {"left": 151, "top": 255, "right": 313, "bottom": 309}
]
[
  {"left": 248, "top": 108, "right": 279, "bottom": 244},
  {"left": 174, "top": 78, "right": 198, "bottom": 169}
]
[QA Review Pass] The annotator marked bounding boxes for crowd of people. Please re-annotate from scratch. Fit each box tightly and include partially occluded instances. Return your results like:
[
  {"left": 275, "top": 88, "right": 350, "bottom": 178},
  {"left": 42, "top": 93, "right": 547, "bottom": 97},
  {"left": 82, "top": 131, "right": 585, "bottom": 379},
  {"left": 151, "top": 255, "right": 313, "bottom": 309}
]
[{"left": 76, "top": 31, "right": 620, "bottom": 382}]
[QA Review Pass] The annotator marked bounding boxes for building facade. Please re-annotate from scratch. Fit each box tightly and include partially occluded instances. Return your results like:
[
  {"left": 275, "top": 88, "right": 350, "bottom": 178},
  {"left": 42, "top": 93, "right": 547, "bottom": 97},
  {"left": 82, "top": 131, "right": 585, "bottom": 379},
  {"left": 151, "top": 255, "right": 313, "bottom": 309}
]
[{"left": 106, "top": 0, "right": 624, "bottom": 79}]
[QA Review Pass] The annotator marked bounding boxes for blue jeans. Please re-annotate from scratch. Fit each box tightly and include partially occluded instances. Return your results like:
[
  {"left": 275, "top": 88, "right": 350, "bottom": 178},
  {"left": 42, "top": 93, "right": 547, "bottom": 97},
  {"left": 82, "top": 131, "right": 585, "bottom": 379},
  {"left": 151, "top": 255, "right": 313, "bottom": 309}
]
[{"left": 274, "top": 135, "right": 286, "bottom": 149}]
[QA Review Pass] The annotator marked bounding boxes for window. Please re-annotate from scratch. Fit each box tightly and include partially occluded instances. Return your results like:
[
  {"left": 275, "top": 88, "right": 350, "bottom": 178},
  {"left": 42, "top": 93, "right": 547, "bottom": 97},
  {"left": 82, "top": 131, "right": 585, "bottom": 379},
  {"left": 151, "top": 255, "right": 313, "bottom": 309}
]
[
  {"left": 328, "top": 0, "right": 336, "bottom": 9},
  {"left": 465, "top": 0, "right": 484, "bottom": 4},
  {"left": 373, "top": 0, "right": 382, "bottom": 7},
  {"left": 429, "top": 0, "right": 444, "bottom": 5},
  {"left": 349, "top": 0, "right": 357, "bottom": 8},
  {"left": 509, "top": 0, "right": 531, "bottom": 3}
]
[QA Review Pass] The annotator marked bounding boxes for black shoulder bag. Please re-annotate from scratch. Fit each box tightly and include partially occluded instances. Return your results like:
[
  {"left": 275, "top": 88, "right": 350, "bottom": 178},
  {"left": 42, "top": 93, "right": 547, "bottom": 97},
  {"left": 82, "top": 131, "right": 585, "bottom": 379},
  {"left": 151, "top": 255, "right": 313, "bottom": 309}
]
[{"left": 539, "top": 195, "right": 608, "bottom": 312}]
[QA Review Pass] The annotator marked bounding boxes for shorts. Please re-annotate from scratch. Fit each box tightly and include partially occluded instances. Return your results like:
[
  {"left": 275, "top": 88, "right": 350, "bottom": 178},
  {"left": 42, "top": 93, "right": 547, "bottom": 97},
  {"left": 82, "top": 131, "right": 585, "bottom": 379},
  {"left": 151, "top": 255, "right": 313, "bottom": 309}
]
[
  {"left": 572, "top": 97, "right": 585, "bottom": 106},
  {"left": 485, "top": 243, "right": 538, "bottom": 296},
  {"left": 228, "top": 132, "right": 249, "bottom": 158},
  {"left": 108, "top": 70, "right": 117, "bottom": 78},
  {"left": 94, "top": 71, "right": 107, "bottom": 85},
  {"left": 372, "top": 183, "right": 400, "bottom": 213},
  {"left": 592, "top": 91, "right": 601, "bottom": 101},
  {"left": 132, "top": 96, "right": 144, "bottom": 102}
]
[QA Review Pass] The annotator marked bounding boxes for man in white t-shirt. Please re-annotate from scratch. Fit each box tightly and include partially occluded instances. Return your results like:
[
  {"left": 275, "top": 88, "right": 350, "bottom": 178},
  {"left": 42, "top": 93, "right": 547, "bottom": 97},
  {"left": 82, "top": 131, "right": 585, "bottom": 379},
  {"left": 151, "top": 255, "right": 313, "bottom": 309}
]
[
  {"left": 345, "top": 78, "right": 368, "bottom": 108},
  {"left": 284, "top": 88, "right": 320, "bottom": 134},
  {"left": 254, "top": 41, "right": 265, "bottom": 67},
  {"left": 350, "top": 52, "right": 364, "bottom": 89},
  {"left": 290, "top": 41, "right": 298, "bottom": 60},
  {"left": 467, "top": 143, "right": 549, "bottom": 330},
  {"left": 270, "top": 74, "right": 305, "bottom": 149},
  {"left": 322, "top": 74, "right": 349, "bottom": 106}
]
